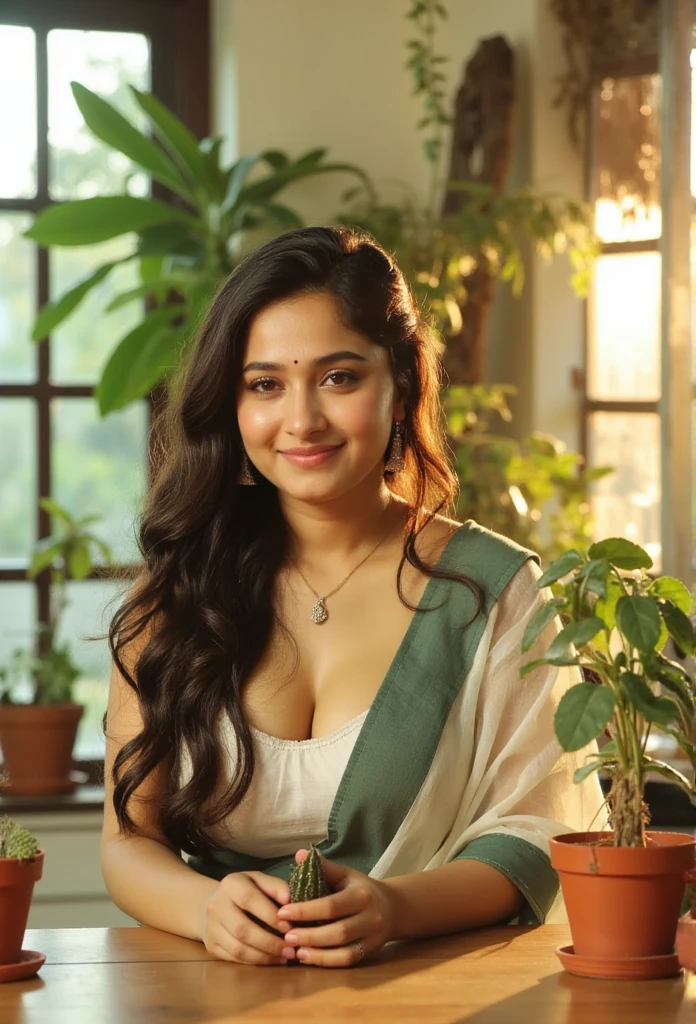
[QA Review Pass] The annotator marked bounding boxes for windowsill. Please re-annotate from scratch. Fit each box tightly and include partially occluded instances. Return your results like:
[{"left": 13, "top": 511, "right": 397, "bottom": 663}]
[{"left": 0, "top": 785, "right": 105, "bottom": 814}]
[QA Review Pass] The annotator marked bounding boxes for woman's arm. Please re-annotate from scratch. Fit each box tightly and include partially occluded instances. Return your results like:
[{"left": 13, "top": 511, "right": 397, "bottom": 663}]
[
  {"left": 101, "top": 651, "right": 219, "bottom": 939},
  {"left": 382, "top": 859, "right": 524, "bottom": 941}
]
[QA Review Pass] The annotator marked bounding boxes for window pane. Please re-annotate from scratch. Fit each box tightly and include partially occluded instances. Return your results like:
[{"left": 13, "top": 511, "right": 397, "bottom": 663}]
[
  {"left": 0, "top": 26, "right": 36, "bottom": 198},
  {"left": 52, "top": 398, "right": 148, "bottom": 564},
  {"left": 50, "top": 238, "right": 143, "bottom": 383},
  {"left": 58, "top": 580, "right": 126, "bottom": 758},
  {"left": 594, "top": 74, "right": 661, "bottom": 242},
  {"left": 589, "top": 413, "right": 661, "bottom": 569},
  {"left": 588, "top": 252, "right": 661, "bottom": 401},
  {"left": 0, "top": 400, "right": 36, "bottom": 565},
  {"left": 48, "top": 30, "right": 151, "bottom": 200},
  {"left": 0, "top": 583, "right": 34, "bottom": 669},
  {"left": 0, "top": 213, "right": 36, "bottom": 382}
]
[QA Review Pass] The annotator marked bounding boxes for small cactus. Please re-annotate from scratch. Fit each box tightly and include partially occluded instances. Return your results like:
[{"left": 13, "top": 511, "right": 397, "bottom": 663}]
[
  {"left": 289, "top": 845, "right": 330, "bottom": 904},
  {"left": 0, "top": 815, "right": 39, "bottom": 860}
]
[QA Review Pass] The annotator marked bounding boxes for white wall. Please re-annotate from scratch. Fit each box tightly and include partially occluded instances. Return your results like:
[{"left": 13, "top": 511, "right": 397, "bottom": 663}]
[{"left": 210, "top": 0, "right": 585, "bottom": 448}]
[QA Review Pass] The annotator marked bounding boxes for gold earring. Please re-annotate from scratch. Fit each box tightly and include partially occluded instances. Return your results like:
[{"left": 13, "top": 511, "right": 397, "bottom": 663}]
[
  {"left": 237, "top": 449, "right": 256, "bottom": 486},
  {"left": 385, "top": 422, "right": 405, "bottom": 473}
]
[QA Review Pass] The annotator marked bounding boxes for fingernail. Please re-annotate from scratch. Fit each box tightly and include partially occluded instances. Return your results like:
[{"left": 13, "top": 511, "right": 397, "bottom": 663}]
[
  {"left": 297, "top": 949, "right": 308, "bottom": 961},
  {"left": 277, "top": 920, "right": 290, "bottom": 933},
  {"left": 284, "top": 931, "right": 298, "bottom": 944},
  {"left": 278, "top": 909, "right": 292, "bottom": 919},
  {"left": 280, "top": 958, "right": 288, "bottom": 965},
  {"left": 282, "top": 946, "right": 296, "bottom": 959}
]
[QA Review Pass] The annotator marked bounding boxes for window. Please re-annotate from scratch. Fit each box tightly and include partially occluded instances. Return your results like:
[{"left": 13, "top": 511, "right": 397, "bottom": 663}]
[
  {"left": 584, "top": 30, "right": 694, "bottom": 581},
  {"left": 0, "top": 1, "right": 208, "bottom": 760}
]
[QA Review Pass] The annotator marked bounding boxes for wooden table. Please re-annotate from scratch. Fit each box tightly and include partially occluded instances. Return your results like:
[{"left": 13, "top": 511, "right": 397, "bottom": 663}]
[{"left": 1, "top": 925, "right": 694, "bottom": 1023}]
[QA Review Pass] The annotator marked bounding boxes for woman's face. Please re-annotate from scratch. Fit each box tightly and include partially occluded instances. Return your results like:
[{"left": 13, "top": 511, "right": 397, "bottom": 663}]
[{"left": 237, "top": 291, "right": 403, "bottom": 504}]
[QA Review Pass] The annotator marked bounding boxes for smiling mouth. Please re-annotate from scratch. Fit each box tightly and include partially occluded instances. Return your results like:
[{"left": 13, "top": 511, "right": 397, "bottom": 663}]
[{"left": 279, "top": 444, "right": 344, "bottom": 466}]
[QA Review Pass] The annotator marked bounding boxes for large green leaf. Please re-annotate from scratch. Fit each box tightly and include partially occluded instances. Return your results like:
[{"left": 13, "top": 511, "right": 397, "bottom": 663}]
[
  {"left": 554, "top": 683, "right": 615, "bottom": 752},
  {"left": 68, "top": 540, "right": 92, "bottom": 581},
  {"left": 32, "top": 261, "right": 121, "bottom": 340},
  {"left": 238, "top": 160, "right": 368, "bottom": 207},
  {"left": 651, "top": 577, "right": 693, "bottom": 615},
  {"left": 137, "top": 223, "right": 206, "bottom": 260},
  {"left": 129, "top": 87, "right": 209, "bottom": 188},
  {"left": 71, "top": 83, "right": 191, "bottom": 198},
  {"left": 659, "top": 600, "right": 696, "bottom": 657},
  {"left": 96, "top": 308, "right": 184, "bottom": 414},
  {"left": 615, "top": 595, "right": 662, "bottom": 652},
  {"left": 26, "top": 197, "right": 196, "bottom": 246},
  {"left": 587, "top": 537, "right": 653, "bottom": 570},
  {"left": 595, "top": 575, "right": 624, "bottom": 630},
  {"left": 28, "top": 539, "right": 63, "bottom": 577},
  {"left": 621, "top": 671, "right": 678, "bottom": 726},
  {"left": 521, "top": 598, "right": 565, "bottom": 653},
  {"left": 546, "top": 617, "right": 604, "bottom": 659},
  {"left": 221, "top": 153, "right": 265, "bottom": 215},
  {"left": 519, "top": 653, "right": 580, "bottom": 678},
  {"left": 644, "top": 759, "right": 693, "bottom": 798},
  {"left": 537, "top": 549, "right": 583, "bottom": 587}
]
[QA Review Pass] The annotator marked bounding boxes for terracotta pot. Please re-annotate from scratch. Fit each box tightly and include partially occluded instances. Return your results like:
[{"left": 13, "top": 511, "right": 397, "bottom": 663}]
[
  {"left": 0, "top": 703, "right": 84, "bottom": 795},
  {"left": 550, "top": 831, "right": 694, "bottom": 966},
  {"left": 0, "top": 852, "right": 44, "bottom": 965}
]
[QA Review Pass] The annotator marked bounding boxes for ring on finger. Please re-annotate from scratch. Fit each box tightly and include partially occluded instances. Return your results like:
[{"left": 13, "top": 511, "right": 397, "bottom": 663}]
[{"left": 355, "top": 939, "right": 365, "bottom": 964}]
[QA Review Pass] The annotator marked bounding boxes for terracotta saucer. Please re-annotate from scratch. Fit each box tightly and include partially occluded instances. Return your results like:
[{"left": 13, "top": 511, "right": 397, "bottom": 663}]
[
  {"left": 0, "top": 950, "right": 46, "bottom": 983},
  {"left": 556, "top": 944, "right": 681, "bottom": 980}
]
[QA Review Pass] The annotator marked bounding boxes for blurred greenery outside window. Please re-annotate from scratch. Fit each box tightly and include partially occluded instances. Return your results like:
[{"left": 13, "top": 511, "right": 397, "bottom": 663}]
[{"left": 0, "top": 15, "right": 175, "bottom": 761}]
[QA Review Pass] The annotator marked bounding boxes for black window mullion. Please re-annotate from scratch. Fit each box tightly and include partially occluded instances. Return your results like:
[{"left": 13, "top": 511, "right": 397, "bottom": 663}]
[{"left": 34, "top": 24, "right": 51, "bottom": 649}]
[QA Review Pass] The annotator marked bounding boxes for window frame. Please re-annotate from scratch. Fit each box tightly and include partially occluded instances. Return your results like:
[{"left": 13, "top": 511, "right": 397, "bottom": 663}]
[
  {"left": 0, "top": 0, "right": 210, "bottom": 765},
  {"left": 582, "top": 42, "right": 694, "bottom": 583}
]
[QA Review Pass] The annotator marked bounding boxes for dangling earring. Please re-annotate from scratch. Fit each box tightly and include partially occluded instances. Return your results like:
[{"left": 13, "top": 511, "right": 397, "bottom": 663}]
[
  {"left": 385, "top": 421, "right": 405, "bottom": 473},
  {"left": 237, "top": 448, "right": 256, "bottom": 486}
]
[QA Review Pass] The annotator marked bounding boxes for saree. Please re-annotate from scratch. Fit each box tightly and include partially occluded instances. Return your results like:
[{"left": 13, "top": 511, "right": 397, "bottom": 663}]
[{"left": 188, "top": 521, "right": 606, "bottom": 925}]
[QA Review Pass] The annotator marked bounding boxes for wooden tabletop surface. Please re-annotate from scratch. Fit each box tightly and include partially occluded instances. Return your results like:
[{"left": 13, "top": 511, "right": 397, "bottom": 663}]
[{"left": 1, "top": 924, "right": 694, "bottom": 1023}]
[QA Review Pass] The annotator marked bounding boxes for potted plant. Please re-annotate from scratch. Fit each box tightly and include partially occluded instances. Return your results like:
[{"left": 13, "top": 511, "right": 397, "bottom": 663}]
[
  {"left": 0, "top": 499, "right": 112, "bottom": 796},
  {"left": 0, "top": 812, "right": 45, "bottom": 982},
  {"left": 522, "top": 537, "right": 696, "bottom": 980}
]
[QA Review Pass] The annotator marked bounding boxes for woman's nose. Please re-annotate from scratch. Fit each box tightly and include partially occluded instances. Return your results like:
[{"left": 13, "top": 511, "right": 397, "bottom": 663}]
[{"left": 285, "top": 385, "right": 327, "bottom": 437}]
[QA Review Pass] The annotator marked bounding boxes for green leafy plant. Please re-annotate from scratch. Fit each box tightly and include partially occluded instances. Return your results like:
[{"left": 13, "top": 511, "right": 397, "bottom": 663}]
[
  {"left": 445, "top": 385, "right": 613, "bottom": 564},
  {"left": 0, "top": 499, "right": 113, "bottom": 705},
  {"left": 0, "top": 816, "right": 40, "bottom": 861},
  {"left": 521, "top": 538, "right": 696, "bottom": 848},
  {"left": 26, "top": 83, "right": 370, "bottom": 415},
  {"left": 339, "top": 0, "right": 598, "bottom": 352}
]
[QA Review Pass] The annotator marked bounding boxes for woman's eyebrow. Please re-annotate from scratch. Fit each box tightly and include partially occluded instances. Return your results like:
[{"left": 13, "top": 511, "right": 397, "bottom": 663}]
[{"left": 242, "top": 350, "right": 369, "bottom": 373}]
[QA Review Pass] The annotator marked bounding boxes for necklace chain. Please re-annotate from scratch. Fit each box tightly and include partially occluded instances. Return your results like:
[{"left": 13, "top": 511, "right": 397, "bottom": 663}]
[{"left": 292, "top": 522, "right": 396, "bottom": 624}]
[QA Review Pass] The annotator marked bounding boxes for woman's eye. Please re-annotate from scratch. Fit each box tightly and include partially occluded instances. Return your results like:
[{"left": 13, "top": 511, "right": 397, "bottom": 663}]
[
  {"left": 247, "top": 378, "right": 280, "bottom": 394},
  {"left": 324, "top": 370, "right": 359, "bottom": 387}
]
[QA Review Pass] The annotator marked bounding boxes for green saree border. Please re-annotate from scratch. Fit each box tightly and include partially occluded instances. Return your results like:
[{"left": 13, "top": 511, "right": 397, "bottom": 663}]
[
  {"left": 454, "top": 832, "right": 559, "bottom": 925},
  {"left": 189, "top": 522, "right": 538, "bottom": 883}
]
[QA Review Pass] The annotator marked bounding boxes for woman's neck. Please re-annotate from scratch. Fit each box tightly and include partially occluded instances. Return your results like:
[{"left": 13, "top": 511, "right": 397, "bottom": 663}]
[{"left": 280, "top": 479, "right": 406, "bottom": 569}]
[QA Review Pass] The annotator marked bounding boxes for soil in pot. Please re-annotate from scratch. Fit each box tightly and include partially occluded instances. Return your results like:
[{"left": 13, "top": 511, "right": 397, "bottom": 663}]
[{"left": 550, "top": 830, "right": 694, "bottom": 980}]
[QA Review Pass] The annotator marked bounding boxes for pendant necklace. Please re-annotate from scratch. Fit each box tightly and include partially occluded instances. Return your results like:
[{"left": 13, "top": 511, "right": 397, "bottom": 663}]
[{"left": 292, "top": 522, "right": 396, "bottom": 625}]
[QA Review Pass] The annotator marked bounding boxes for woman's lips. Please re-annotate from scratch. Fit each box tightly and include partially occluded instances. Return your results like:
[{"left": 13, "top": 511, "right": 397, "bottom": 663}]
[{"left": 280, "top": 444, "right": 344, "bottom": 467}]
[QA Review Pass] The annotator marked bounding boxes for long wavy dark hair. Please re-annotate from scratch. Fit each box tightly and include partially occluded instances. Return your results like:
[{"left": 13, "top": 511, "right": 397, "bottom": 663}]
[{"left": 108, "top": 226, "right": 480, "bottom": 858}]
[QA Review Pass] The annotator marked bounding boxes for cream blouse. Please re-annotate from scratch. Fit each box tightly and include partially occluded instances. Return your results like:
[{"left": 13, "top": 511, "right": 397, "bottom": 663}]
[{"left": 179, "top": 561, "right": 565, "bottom": 863}]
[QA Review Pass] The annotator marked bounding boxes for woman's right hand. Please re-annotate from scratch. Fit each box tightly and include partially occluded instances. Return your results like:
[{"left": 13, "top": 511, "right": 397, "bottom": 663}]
[{"left": 200, "top": 870, "right": 296, "bottom": 965}]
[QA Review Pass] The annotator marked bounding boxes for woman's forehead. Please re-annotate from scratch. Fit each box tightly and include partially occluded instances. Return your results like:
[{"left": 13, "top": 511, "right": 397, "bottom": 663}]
[{"left": 243, "top": 293, "right": 385, "bottom": 365}]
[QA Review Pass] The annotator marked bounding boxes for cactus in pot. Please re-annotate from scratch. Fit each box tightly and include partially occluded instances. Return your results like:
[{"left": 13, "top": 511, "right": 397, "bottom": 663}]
[{"left": 0, "top": 809, "right": 44, "bottom": 969}]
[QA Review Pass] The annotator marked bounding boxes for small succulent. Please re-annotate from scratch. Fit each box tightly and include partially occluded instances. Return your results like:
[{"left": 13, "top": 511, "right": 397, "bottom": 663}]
[{"left": 0, "top": 816, "right": 40, "bottom": 860}]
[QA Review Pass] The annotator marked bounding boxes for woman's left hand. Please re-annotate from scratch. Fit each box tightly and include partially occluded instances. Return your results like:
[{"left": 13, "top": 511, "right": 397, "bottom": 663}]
[{"left": 276, "top": 849, "right": 396, "bottom": 967}]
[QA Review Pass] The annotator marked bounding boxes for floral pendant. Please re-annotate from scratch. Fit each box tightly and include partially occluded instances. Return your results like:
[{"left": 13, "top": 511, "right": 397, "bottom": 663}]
[{"left": 310, "top": 598, "right": 328, "bottom": 624}]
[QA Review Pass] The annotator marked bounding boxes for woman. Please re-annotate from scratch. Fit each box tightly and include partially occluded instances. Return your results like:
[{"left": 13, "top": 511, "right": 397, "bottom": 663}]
[{"left": 102, "top": 226, "right": 603, "bottom": 969}]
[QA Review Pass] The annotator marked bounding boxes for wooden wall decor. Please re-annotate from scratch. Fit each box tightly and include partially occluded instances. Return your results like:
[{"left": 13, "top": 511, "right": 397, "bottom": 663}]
[{"left": 441, "top": 35, "right": 515, "bottom": 385}]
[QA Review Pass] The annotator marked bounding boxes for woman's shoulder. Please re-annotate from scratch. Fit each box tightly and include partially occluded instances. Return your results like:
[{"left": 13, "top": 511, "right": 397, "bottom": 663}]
[{"left": 418, "top": 516, "right": 539, "bottom": 573}]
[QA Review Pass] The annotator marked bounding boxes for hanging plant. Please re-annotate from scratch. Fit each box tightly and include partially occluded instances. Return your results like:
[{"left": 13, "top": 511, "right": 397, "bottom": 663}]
[{"left": 550, "top": 0, "right": 661, "bottom": 146}]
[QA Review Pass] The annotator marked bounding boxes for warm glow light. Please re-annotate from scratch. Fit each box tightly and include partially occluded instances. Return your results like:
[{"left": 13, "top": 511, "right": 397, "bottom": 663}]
[{"left": 594, "top": 197, "right": 662, "bottom": 243}]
